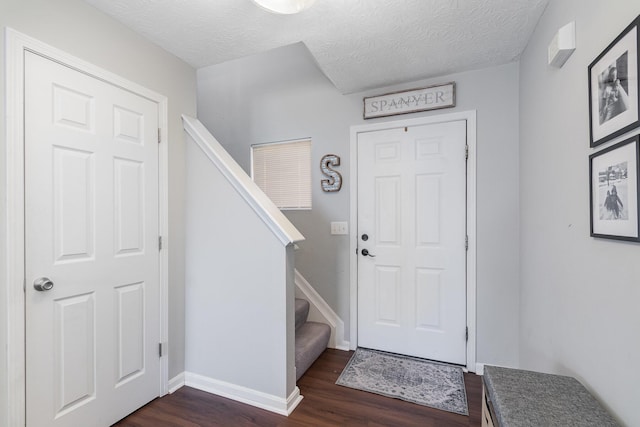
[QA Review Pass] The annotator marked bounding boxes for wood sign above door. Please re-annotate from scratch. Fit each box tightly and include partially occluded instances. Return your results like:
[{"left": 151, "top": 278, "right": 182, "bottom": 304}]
[{"left": 363, "top": 82, "right": 456, "bottom": 119}]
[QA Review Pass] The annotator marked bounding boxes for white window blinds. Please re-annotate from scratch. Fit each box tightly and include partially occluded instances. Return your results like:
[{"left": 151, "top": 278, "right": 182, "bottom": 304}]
[{"left": 251, "top": 139, "right": 312, "bottom": 210}]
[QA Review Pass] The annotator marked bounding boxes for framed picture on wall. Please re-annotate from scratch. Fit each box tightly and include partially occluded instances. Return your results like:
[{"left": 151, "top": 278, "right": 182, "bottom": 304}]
[
  {"left": 589, "top": 135, "right": 640, "bottom": 241},
  {"left": 588, "top": 15, "right": 640, "bottom": 148}
]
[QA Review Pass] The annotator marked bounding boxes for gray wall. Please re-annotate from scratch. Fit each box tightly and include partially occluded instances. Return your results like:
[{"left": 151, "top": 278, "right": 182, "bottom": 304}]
[
  {"left": 0, "top": 1, "right": 196, "bottom": 423},
  {"left": 519, "top": 1, "right": 640, "bottom": 425},
  {"left": 184, "top": 136, "right": 295, "bottom": 401},
  {"left": 197, "top": 43, "right": 521, "bottom": 368}
]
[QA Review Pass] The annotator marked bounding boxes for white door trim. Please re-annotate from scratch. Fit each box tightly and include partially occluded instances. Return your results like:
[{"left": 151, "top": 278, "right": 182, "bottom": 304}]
[
  {"left": 349, "top": 111, "right": 477, "bottom": 372},
  {"left": 4, "top": 28, "right": 170, "bottom": 426}
]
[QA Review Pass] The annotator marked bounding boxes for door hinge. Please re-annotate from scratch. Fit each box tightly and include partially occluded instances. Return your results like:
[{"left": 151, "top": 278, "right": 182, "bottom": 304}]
[
  {"left": 158, "top": 342, "right": 163, "bottom": 358},
  {"left": 465, "top": 327, "right": 469, "bottom": 342},
  {"left": 465, "top": 235, "right": 469, "bottom": 251},
  {"left": 158, "top": 128, "right": 161, "bottom": 144},
  {"left": 465, "top": 145, "right": 469, "bottom": 160},
  {"left": 158, "top": 236, "right": 163, "bottom": 251}
]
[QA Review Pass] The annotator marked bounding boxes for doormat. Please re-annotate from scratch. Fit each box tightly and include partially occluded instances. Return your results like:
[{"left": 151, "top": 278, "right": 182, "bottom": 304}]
[{"left": 335, "top": 348, "right": 468, "bottom": 415}]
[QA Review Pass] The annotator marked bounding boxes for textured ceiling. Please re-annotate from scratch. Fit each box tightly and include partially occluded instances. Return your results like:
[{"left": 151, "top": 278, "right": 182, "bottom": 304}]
[{"left": 83, "top": 0, "right": 549, "bottom": 94}]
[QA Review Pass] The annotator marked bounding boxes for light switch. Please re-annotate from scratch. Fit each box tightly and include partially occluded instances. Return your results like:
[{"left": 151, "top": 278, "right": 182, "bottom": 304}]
[{"left": 331, "top": 221, "right": 348, "bottom": 235}]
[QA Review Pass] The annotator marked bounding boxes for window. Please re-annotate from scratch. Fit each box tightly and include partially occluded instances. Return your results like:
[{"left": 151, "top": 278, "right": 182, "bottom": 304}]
[{"left": 251, "top": 139, "right": 312, "bottom": 210}]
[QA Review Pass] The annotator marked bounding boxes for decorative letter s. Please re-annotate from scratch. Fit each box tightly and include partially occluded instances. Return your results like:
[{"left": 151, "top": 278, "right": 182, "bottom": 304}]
[{"left": 320, "top": 154, "right": 342, "bottom": 192}]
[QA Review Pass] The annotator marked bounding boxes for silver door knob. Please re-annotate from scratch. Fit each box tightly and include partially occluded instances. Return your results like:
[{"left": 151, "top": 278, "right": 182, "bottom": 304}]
[{"left": 33, "top": 277, "right": 54, "bottom": 291}]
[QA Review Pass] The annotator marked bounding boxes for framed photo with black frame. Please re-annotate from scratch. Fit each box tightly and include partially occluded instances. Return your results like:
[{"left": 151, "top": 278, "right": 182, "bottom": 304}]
[
  {"left": 589, "top": 135, "right": 640, "bottom": 242},
  {"left": 588, "top": 15, "right": 640, "bottom": 148}
]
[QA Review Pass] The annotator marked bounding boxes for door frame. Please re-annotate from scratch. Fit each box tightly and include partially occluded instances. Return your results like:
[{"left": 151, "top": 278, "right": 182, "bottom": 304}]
[
  {"left": 349, "top": 110, "right": 477, "bottom": 372},
  {"left": 5, "top": 28, "right": 170, "bottom": 426}
]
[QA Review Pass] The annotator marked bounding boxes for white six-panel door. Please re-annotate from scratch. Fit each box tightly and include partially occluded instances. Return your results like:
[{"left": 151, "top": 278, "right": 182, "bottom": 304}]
[
  {"left": 24, "top": 51, "right": 161, "bottom": 427},
  {"left": 357, "top": 120, "right": 467, "bottom": 365}
]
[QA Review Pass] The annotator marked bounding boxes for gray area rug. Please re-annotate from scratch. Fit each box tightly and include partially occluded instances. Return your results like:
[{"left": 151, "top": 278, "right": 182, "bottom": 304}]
[{"left": 336, "top": 348, "right": 468, "bottom": 416}]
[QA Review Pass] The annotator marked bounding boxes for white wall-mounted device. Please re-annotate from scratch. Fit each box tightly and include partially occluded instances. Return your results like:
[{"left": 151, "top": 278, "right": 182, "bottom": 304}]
[{"left": 548, "top": 21, "right": 576, "bottom": 68}]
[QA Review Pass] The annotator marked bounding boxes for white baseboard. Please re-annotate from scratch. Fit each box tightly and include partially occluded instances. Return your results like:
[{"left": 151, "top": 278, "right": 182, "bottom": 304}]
[
  {"left": 335, "top": 342, "right": 351, "bottom": 351},
  {"left": 476, "top": 362, "right": 518, "bottom": 376},
  {"left": 294, "top": 269, "right": 350, "bottom": 350},
  {"left": 184, "top": 372, "right": 303, "bottom": 416},
  {"left": 169, "top": 372, "right": 185, "bottom": 393}
]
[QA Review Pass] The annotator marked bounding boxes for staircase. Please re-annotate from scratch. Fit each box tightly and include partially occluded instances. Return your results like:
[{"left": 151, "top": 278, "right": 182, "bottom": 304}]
[{"left": 295, "top": 298, "right": 331, "bottom": 381}]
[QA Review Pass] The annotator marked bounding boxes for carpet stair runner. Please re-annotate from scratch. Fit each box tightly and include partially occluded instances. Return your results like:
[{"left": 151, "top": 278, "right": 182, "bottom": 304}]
[{"left": 295, "top": 298, "right": 330, "bottom": 381}]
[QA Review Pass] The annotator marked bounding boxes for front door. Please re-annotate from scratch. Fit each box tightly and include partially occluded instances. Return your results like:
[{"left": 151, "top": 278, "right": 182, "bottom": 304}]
[
  {"left": 25, "top": 51, "right": 161, "bottom": 426},
  {"left": 357, "top": 120, "right": 467, "bottom": 365}
]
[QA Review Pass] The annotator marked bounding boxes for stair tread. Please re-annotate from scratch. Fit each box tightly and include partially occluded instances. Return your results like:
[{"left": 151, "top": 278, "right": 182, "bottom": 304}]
[
  {"left": 295, "top": 321, "right": 330, "bottom": 343},
  {"left": 295, "top": 298, "right": 310, "bottom": 331},
  {"left": 295, "top": 321, "right": 331, "bottom": 381}
]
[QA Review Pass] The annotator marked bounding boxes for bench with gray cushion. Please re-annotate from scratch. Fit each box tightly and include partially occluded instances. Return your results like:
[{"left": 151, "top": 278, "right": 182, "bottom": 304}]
[{"left": 482, "top": 365, "right": 619, "bottom": 427}]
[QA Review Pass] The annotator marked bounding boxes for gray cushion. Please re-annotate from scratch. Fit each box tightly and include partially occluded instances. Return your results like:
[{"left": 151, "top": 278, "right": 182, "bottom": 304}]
[{"left": 483, "top": 365, "right": 618, "bottom": 427}]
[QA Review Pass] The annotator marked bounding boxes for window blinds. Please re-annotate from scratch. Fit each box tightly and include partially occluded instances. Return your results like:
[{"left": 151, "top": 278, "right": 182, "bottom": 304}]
[{"left": 252, "top": 139, "right": 312, "bottom": 210}]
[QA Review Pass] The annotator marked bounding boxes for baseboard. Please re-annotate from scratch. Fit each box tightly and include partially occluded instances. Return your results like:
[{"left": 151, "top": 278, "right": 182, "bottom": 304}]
[
  {"left": 184, "top": 372, "right": 303, "bottom": 416},
  {"left": 285, "top": 387, "right": 304, "bottom": 415},
  {"left": 294, "top": 269, "right": 349, "bottom": 350},
  {"left": 335, "top": 342, "right": 351, "bottom": 351},
  {"left": 476, "top": 362, "right": 518, "bottom": 376},
  {"left": 169, "top": 372, "right": 185, "bottom": 393}
]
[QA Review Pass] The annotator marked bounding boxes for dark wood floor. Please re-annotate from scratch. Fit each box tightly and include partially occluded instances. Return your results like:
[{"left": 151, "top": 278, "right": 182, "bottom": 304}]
[{"left": 114, "top": 349, "right": 482, "bottom": 426}]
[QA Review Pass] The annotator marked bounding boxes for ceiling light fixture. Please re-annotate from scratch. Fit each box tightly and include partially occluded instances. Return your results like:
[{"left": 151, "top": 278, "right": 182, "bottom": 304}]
[{"left": 251, "top": 0, "right": 316, "bottom": 14}]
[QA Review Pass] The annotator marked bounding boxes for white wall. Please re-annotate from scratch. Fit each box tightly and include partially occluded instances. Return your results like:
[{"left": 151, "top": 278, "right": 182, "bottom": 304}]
[
  {"left": 0, "top": 1, "right": 196, "bottom": 424},
  {"left": 184, "top": 136, "right": 295, "bottom": 403},
  {"left": 197, "top": 43, "right": 521, "bottom": 367},
  {"left": 519, "top": 1, "right": 640, "bottom": 425}
]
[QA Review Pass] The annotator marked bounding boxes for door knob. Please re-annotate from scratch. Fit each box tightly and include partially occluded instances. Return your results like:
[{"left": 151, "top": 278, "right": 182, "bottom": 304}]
[
  {"left": 33, "top": 277, "right": 54, "bottom": 292},
  {"left": 361, "top": 249, "right": 376, "bottom": 257}
]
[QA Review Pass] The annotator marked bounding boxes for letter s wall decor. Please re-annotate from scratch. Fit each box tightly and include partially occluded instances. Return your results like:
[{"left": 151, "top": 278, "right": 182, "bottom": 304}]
[{"left": 320, "top": 154, "right": 342, "bottom": 192}]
